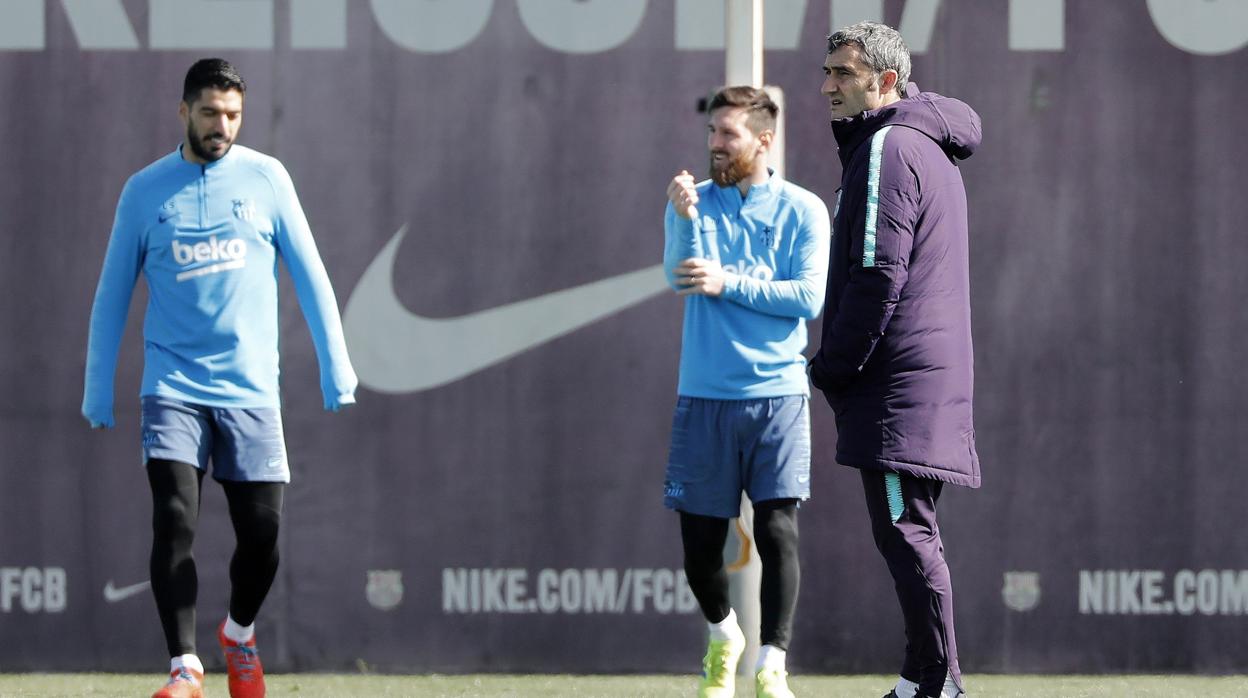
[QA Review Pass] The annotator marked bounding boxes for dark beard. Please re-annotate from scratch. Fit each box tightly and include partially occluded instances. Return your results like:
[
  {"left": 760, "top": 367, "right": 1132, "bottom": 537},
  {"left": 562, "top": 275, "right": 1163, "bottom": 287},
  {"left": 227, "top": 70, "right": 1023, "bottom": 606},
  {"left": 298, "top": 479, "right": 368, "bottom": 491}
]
[
  {"left": 186, "top": 121, "right": 231, "bottom": 162},
  {"left": 709, "top": 149, "right": 756, "bottom": 187}
]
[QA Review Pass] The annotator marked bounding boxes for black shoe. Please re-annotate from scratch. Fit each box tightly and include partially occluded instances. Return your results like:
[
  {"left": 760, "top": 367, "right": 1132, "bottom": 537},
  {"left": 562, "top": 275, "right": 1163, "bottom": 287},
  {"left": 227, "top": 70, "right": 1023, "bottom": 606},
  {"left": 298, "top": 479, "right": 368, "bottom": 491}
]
[{"left": 881, "top": 692, "right": 900, "bottom": 698}]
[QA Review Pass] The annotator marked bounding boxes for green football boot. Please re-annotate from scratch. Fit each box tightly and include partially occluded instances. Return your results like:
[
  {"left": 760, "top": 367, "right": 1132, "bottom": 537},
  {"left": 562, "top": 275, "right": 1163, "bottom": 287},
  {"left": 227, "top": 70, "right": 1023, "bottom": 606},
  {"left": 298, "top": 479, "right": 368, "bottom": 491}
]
[
  {"left": 697, "top": 636, "right": 745, "bottom": 698},
  {"left": 755, "top": 666, "right": 795, "bottom": 698}
]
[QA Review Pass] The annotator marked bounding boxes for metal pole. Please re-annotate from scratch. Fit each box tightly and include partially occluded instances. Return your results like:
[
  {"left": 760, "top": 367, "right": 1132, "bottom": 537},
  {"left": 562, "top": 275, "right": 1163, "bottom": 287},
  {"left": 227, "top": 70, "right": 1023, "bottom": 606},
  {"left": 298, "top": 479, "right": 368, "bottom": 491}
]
[
  {"left": 725, "top": 0, "right": 763, "bottom": 87},
  {"left": 724, "top": 0, "right": 785, "bottom": 178},
  {"left": 723, "top": 0, "right": 765, "bottom": 676}
]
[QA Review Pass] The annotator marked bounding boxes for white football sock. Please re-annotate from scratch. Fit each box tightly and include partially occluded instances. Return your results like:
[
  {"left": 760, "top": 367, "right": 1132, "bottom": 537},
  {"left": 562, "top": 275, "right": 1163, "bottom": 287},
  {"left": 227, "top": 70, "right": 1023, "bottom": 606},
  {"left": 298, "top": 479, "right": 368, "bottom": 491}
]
[
  {"left": 941, "top": 675, "right": 964, "bottom": 698},
  {"left": 756, "top": 644, "right": 786, "bottom": 672},
  {"left": 171, "top": 654, "right": 203, "bottom": 675},
  {"left": 223, "top": 615, "right": 255, "bottom": 643},
  {"left": 708, "top": 608, "right": 744, "bottom": 642},
  {"left": 893, "top": 676, "right": 919, "bottom": 697}
]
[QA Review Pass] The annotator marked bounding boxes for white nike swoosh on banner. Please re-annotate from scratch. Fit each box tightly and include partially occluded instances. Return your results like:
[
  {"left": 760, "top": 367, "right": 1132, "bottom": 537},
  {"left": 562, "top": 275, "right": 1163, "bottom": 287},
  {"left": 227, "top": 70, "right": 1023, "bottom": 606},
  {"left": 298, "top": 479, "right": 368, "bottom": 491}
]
[
  {"left": 343, "top": 226, "right": 668, "bottom": 393},
  {"left": 103, "top": 579, "right": 150, "bottom": 603}
]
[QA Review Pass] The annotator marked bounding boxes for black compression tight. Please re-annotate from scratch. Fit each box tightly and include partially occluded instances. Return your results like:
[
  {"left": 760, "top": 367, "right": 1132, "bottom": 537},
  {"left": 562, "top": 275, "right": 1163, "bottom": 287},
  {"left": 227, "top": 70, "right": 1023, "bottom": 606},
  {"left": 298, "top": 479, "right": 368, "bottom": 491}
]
[
  {"left": 679, "top": 500, "right": 801, "bottom": 650},
  {"left": 223, "top": 477, "right": 284, "bottom": 628},
  {"left": 753, "top": 499, "right": 800, "bottom": 650},
  {"left": 679, "top": 512, "right": 732, "bottom": 624},
  {"left": 148, "top": 461, "right": 204, "bottom": 656},
  {"left": 147, "top": 460, "right": 284, "bottom": 657}
]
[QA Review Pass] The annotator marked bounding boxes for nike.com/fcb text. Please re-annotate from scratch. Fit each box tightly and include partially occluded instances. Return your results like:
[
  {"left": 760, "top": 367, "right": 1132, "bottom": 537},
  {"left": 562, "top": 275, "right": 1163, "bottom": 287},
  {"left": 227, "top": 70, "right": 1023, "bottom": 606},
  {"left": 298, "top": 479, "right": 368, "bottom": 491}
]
[
  {"left": 1080, "top": 569, "right": 1248, "bottom": 616},
  {"left": 442, "top": 568, "right": 698, "bottom": 615}
]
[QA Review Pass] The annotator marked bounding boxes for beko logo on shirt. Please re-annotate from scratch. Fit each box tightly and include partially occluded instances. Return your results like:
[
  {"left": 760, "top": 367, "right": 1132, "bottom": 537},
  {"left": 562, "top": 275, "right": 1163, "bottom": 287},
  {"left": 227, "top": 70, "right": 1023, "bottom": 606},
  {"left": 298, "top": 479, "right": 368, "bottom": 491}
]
[
  {"left": 723, "top": 260, "right": 774, "bottom": 281},
  {"left": 172, "top": 236, "right": 246, "bottom": 264},
  {"left": 172, "top": 236, "right": 247, "bottom": 282}
]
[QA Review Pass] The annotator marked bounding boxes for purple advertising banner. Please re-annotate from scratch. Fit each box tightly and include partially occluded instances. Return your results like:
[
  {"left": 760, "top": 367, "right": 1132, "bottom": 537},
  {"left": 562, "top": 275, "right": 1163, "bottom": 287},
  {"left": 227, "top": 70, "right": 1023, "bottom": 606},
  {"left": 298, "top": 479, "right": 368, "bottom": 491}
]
[{"left": 1, "top": 0, "right": 1246, "bottom": 675}]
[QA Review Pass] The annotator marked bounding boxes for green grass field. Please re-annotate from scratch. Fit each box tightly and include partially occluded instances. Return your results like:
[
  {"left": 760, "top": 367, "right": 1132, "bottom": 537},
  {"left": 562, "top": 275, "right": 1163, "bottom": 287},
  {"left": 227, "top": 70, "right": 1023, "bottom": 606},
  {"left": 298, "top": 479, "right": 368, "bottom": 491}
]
[{"left": 0, "top": 673, "right": 1245, "bottom": 697}]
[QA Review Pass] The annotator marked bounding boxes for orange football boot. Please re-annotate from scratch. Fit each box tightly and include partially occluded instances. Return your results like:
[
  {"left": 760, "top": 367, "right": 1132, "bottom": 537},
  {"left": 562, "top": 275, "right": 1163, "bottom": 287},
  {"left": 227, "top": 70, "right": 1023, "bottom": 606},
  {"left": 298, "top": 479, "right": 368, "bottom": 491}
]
[
  {"left": 151, "top": 666, "right": 204, "bottom": 698},
  {"left": 218, "top": 621, "right": 266, "bottom": 698}
]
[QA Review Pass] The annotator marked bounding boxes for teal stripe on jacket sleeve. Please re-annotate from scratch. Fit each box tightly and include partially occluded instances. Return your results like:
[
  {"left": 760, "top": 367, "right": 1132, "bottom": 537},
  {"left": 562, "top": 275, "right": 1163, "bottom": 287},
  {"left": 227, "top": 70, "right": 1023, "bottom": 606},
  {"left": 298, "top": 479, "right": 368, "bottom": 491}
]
[{"left": 863, "top": 125, "right": 894, "bottom": 268}]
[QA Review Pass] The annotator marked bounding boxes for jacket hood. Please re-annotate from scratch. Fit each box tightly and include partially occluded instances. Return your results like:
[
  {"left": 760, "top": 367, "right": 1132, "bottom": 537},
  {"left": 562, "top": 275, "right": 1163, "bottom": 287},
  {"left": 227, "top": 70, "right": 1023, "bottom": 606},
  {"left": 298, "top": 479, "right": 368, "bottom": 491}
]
[{"left": 831, "top": 83, "right": 982, "bottom": 164}]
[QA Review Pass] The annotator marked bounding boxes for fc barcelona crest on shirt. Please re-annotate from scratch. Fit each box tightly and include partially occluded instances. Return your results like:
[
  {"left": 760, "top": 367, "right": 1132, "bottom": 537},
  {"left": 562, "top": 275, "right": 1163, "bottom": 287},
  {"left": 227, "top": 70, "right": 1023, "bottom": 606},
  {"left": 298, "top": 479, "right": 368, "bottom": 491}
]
[
  {"left": 232, "top": 199, "right": 255, "bottom": 222},
  {"left": 366, "top": 569, "right": 404, "bottom": 611},
  {"left": 1002, "top": 571, "right": 1041, "bottom": 612},
  {"left": 759, "top": 225, "right": 776, "bottom": 249}
]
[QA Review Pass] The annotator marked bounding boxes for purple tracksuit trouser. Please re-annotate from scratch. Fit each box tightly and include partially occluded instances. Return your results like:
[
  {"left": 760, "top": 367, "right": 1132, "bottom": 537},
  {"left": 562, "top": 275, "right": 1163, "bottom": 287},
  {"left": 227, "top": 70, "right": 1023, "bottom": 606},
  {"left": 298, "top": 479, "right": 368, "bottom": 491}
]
[{"left": 861, "top": 470, "right": 963, "bottom": 697}]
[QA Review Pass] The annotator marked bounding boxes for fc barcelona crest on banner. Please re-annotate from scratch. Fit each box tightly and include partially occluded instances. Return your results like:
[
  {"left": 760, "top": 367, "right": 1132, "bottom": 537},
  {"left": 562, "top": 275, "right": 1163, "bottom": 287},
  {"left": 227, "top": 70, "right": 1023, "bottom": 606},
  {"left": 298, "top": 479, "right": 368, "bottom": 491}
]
[
  {"left": 1002, "top": 571, "right": 1041, "bottom": 612},
  {"left": 366, "top": 570, "right": 404, "bottom": 611}
]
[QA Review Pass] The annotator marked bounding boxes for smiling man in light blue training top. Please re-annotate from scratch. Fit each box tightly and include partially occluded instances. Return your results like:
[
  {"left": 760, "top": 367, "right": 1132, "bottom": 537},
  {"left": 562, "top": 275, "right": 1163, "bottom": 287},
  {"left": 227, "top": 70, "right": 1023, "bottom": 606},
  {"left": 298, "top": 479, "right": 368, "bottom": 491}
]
[
  {"left": 663, "top": 85, "right": 830, "bottom": 698},
  {"left": 82, "top": 58, "right": 356, "bottom": 698}
]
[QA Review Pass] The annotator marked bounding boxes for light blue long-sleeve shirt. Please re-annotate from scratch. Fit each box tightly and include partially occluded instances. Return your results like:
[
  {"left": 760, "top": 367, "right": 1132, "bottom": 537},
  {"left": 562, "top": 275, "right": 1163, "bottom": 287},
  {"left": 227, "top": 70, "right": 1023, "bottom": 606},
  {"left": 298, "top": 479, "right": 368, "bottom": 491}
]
[
  {"left": 664, "top": 173, "right": 831, "bottom": 399},
  {"left": 82, "top": 144, "right": 357, "bottom": 427}
]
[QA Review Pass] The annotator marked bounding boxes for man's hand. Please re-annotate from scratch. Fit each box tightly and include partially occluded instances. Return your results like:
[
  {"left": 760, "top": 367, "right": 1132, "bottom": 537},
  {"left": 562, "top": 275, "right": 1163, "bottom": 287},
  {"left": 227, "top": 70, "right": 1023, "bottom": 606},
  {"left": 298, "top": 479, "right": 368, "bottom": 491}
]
[
  {"left": 325, "top": 393, "right": 357, "bottom": 412},
  {"left": 675, "top": 258, "right": 726, "bottom": 297},
  {"left": 666, "top": 169, "right": 699, "bottom": 220},
  {"left": 808, "top": 351, "right": 853, "bottom": 394},
  {"left": 807, "top": 353, "right": 834, "bottom": 392},
  {"left": 82, "top": 405, "right": 114, "bottom": 429}
]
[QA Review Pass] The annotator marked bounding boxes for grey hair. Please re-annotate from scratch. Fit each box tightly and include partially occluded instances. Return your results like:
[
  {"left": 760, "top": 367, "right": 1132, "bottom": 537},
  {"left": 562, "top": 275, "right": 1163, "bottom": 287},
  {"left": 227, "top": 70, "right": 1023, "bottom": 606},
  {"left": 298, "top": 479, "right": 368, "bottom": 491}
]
[{"left": 827, "top": 21, "right": 911, "bottom": 98}]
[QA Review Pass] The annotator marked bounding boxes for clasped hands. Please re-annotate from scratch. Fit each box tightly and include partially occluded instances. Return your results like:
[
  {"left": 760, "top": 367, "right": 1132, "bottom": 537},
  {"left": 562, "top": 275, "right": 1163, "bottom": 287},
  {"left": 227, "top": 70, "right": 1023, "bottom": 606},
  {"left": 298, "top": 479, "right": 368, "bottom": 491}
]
[{"left": 667, "top": 169, "right": 725, "bottom": 297}]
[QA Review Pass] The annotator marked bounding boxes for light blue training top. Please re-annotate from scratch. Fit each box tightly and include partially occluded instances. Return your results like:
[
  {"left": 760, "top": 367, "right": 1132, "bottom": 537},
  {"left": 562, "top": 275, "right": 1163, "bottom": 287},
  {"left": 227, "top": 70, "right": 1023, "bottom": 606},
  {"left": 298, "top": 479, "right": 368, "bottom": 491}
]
[
  {"left": 82, "top": 144, "right": 357, "bottom": 427},
  {"left": 663, "top": 172, "right": 831, "bottom": 399}
]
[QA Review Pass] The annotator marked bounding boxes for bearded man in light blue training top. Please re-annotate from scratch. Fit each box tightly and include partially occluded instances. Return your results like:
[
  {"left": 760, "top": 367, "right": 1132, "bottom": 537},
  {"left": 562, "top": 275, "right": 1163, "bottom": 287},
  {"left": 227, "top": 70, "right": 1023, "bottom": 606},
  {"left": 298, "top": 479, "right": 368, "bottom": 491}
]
[
  {"left": 83, "top": 58, "right": 357, "bottom": 698},
  {"left": 663, "top": 85, "right": 830, "bottom": 698}
]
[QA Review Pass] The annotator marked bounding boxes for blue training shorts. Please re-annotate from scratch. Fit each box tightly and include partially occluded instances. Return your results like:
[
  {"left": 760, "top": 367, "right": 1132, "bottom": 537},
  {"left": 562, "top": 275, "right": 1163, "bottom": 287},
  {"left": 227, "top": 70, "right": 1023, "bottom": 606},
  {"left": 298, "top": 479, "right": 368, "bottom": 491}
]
[
  {"left": 663, "top": 395, "right": 811, "bottom": 518},
  {"left": 140, "top": 395, "right": 290, "bottom": 483}
]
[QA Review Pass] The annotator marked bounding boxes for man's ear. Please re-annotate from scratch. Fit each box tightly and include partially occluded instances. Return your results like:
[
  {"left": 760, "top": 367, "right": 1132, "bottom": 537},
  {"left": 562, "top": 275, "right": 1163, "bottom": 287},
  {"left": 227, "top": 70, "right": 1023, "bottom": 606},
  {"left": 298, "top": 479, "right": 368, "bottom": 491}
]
[
  {"left": 758, "top": 128, "right": 775, "bottom": 153},
  {"left": 880, "top": 69, "right": 900, "bottom": 97}
]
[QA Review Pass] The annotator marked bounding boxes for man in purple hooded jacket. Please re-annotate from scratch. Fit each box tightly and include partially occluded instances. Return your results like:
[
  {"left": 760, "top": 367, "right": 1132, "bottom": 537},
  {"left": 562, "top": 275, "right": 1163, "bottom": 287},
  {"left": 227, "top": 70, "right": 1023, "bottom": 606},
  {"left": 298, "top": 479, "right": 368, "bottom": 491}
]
[{"left": 808, "top": 21, "right": 981, "bottom": 698}]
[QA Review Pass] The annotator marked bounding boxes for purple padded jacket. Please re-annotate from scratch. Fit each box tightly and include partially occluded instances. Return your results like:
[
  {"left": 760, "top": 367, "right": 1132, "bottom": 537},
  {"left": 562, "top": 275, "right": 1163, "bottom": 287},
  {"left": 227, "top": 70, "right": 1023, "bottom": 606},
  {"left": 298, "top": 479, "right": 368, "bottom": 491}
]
[{"left": 810, "top": 85, "right": 982, "bottom": 488}]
